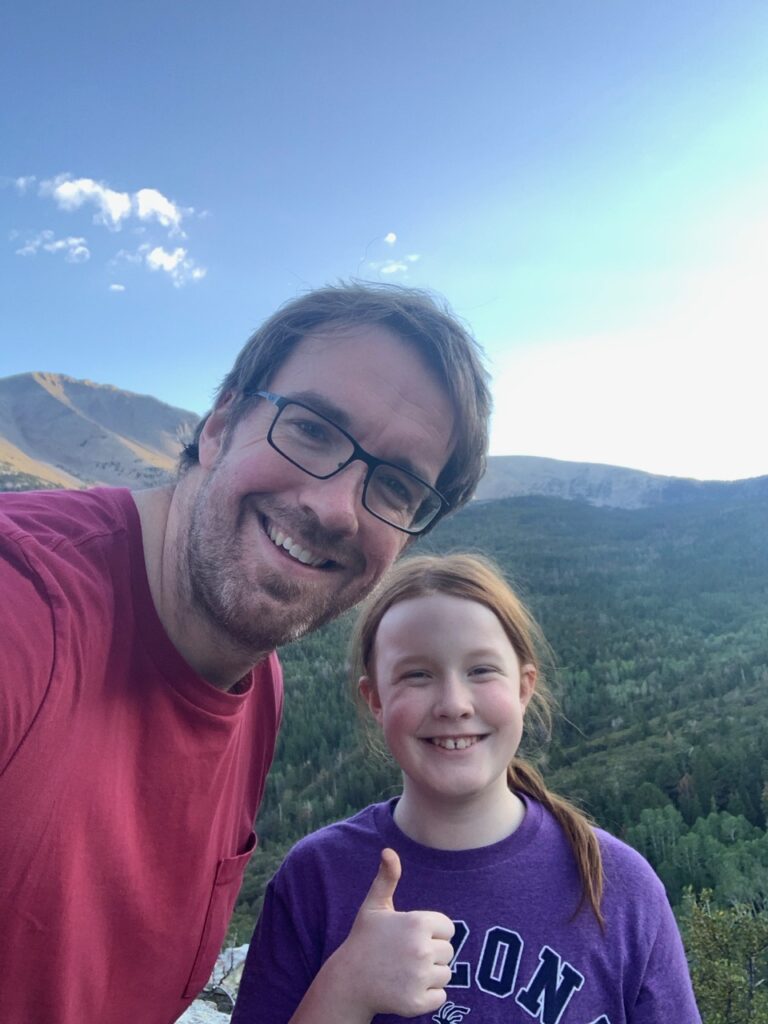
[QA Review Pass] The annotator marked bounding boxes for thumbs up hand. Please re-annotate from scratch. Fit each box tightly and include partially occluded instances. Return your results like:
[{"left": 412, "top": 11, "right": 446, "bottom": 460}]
[{"left": 325, "top": 848, "right": 456, "bottom": 1019}]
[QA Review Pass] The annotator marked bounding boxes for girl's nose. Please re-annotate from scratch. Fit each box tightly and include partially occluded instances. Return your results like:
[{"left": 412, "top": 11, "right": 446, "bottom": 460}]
[{"left": 434, "top": 675, "right": 474, "bottom": 718}]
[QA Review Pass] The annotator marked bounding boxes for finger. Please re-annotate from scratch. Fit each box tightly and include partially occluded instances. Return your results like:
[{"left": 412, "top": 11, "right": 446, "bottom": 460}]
[
  {"left": 421, "top": 911, "right": 455, "bottom": 941},
  {"left": 430, "top": 964, "right": 453, "bottom": 989},
  {"left": 361, "top": 848, "right": 402, "bottom": 912},
  {"left": 432, "top": 938, "right": 456, "bottom": 967}
]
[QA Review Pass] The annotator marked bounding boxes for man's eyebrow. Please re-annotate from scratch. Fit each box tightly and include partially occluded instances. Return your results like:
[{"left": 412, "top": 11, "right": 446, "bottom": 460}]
[
  {"left": 284, "top": 391, "right": 353, "bottom": 431},
  {"left": 284, "top": 390, "right": 435, "bottom": 482}
]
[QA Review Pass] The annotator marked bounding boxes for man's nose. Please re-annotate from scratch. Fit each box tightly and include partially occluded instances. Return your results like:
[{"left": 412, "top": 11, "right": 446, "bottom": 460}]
[{"left": 298, "top": 461, "right": 366, "bottom": 537}]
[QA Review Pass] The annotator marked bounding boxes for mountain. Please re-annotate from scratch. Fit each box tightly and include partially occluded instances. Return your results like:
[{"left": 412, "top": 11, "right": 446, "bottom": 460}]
[
  {"left": 1, "top": 373, "right": 765, "bottom": 503},
  {"left": 475, "top": 454, "right": 768, "bottom": 508},
  {"left": 0, "top": 372, "right": 199, "bottom": 489}
]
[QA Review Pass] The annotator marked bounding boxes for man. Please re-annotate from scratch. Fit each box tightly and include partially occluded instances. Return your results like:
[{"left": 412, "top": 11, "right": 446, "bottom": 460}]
[{"left": 0, "top": 283, "right": 490, "bottom": 1023}]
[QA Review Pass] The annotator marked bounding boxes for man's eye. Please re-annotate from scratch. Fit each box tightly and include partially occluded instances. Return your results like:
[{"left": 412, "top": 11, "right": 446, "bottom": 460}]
[
  {"left": 374, "top": 471, "right": 419, "bottom": 511},
  {"left": 285, "top": 416, "right": 331, "bottom": 444}
]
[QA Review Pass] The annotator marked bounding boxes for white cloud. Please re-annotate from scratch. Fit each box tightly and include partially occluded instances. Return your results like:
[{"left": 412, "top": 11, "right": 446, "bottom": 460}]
[
  {"left": 113, "top": 246, "right": 146, "bottom": 265},
  {"left": 145, "top": 245, "right": 206, "bottom": 287},
  {"left": 135, "top": 188, "right": 184, "bottom": 232},
  {"left": 146, "top": 245, "right": 186, "bottom": 272},
  {"left": 42, "top": 175, "right": 132, "bottom": 229},
  {"left": 367, "top": 251, "right": 421, "bottom": 276},
  {"left": 379, "top": 259, "right": 409, "bottom": 275},
  {"left": 384, "top": 232, "right": 397, "bottom": 245},
  {"left": 11, "top": 172, "right": 205, "bottom": 288},
  {"left": 109, "top": 283, "right": 126, "bottom": 292},
  {"left": 14, "top": 176, "right": 36, "bottom": 193},
  {"left": 16, "top": 229, "right": 90, "bottom": 263}
]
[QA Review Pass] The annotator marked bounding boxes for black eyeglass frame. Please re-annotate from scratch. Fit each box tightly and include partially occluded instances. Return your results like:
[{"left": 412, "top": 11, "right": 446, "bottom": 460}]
[{"left": 245, "top": 389, "right": 449, "bottom": 535}]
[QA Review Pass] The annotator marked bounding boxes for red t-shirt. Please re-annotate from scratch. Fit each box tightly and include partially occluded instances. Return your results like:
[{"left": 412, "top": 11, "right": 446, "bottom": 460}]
[{"left": 0, "top": 487, "right": 283, "bottom": 1024}]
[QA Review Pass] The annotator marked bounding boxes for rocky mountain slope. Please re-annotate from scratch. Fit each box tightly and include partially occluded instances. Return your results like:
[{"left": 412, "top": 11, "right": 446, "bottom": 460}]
[
  {"left": 475, "top": 454, "right": 768, "bottom": 508},
  {"left": 0, "top": 372, "right": 199, "bottom": 489}
]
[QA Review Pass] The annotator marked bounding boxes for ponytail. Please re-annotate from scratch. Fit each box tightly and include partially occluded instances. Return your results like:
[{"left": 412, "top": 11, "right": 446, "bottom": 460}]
[{"left": 508, "top": 758, "right": 604, "bottom": 929}]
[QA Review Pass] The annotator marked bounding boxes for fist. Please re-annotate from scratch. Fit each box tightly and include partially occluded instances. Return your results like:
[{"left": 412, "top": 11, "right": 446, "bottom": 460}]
[{"left": 337, "top": 849, "right": 456, "bottom": 1018}]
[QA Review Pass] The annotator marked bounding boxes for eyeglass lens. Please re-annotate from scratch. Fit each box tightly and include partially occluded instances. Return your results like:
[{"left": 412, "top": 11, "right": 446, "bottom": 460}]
[{"left": 270, "top": 402, "right": 440, "bottom": 530}]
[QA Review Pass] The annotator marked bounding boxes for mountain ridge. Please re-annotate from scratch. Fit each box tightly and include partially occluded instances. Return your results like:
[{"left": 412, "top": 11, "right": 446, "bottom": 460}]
[
  {"left": 0, "top": 371, "right": 199, "bottom": 489},
  {"left": 1, "top": 372, "right": 765, "bottom": 504}
]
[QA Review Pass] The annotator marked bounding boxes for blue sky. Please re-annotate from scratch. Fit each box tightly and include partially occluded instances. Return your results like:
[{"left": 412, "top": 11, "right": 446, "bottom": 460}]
[{"left": 2, "top": 0, "right": 766, "bottom": 480}]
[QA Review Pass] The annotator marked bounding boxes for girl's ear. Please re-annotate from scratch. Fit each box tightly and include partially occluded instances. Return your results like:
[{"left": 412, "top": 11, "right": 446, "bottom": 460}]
[
  {"left": 519, "top": 664, "right": 537, "bottom": 711},
  {"left": 358, "top": 675, "right": 383, "bottom": 724},
  {"left": 198, "top": 392, "right": 234, "bottom": 469}
]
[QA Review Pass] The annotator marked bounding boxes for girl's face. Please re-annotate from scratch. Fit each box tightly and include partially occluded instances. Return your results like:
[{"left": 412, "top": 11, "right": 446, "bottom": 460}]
[{"left": 360, "top": 592, "right": 536, "bottom": 813}]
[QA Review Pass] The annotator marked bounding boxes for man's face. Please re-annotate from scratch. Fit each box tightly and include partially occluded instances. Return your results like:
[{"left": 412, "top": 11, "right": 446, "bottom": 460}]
[{"left": 185, "top": 323, "right": 455, "bottom": 654}]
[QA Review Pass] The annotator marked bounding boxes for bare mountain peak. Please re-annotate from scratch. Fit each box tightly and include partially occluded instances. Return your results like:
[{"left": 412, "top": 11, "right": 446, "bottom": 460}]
[{"left": 0, "top": 372, "right": 200, "bottom": 489}]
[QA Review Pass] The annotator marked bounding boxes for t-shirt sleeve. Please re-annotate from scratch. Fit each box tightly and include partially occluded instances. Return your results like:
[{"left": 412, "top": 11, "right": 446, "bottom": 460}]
[
  {"left": 0, "top": 537, "right": 56, "bottom": 772},
  {"left": 232, "top": 873, "right": 319, "bottom": 1024},
  {"left": 631, "top": 896, "right": 701, "bottom": 1024}
]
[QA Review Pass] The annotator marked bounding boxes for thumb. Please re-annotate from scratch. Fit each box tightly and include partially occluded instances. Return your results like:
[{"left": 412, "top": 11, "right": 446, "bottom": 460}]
[{"left": 361, "top": 848, "right": 402, "bottom": 912}]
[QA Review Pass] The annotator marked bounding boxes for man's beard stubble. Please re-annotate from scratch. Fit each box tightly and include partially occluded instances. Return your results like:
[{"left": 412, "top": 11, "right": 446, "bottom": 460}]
[{"left": 183, "top": 478, "right": 364, "bottom": 656}]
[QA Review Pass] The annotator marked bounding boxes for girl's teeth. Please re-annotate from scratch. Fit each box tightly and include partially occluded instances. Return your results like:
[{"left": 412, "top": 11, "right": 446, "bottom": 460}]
[{"left": 432, "top": 737, "right": 477, "bottom": 750}]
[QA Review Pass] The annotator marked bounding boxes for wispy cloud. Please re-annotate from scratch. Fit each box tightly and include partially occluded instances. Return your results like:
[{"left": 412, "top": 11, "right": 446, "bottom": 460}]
[
  {"left": 134, "top": 188, "right": 184, "bottom": 232},
  {"left": 14, "top": 175, "right": 36, "bottom": 194},
  {"left": 145, "top": 244, "right": 206, "bottom": 286},
  {"left": 15, "top": 229, "right": 90, "bottom": 263},
  {"left": 8, "top": 172, "right": 206, "bottom": 287},
  {"left": 113, "top": 242, "right": 206, "bottom": 286},
  {"left": 368, "top": 253, "right": 421, "bottom": 276},
  {"left": 109, "top": 283, "right": 126, "bottom": 292},
  {"left": 42, "top": 175, "right": 132, "bottom": 229}
]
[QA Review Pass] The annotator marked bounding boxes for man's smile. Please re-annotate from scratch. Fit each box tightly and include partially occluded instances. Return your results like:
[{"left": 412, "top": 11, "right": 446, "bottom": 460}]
[{"left": 265, "top": 518, "right": 332, "bottom": 568}]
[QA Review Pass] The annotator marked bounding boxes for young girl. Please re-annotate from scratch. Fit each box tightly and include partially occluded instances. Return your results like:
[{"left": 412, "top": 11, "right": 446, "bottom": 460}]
[{"left": 232, "top": 554, "right": 700, "bottom": 1024}]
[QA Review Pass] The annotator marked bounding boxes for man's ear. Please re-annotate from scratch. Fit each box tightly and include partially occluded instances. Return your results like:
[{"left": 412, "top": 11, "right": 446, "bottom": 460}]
[
  {"left": 519, "top": 664, "right": 537, "bottom": 712},
  {"left": 198, "top": 392, "right": 234, "bottom": 469},
  {"left": 358, "top": 676, "right": 383, "bottom": 724}
]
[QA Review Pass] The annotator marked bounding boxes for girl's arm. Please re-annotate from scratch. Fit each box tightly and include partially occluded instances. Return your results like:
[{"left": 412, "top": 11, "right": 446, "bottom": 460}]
[
  {"left": 233, "top": 849, "right": 454, "bottom": 1024},
  {"left": 286, "top": 849, "right": 454, "bottom": 1023},
  {"left": 630, "top": 888, "right": 701, "bottom": 1023}
]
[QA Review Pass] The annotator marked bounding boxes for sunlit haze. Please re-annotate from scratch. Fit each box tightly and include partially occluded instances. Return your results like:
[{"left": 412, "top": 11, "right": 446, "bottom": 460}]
[{"left": 2, "top": 1, "right": 766, "bottom": 481}]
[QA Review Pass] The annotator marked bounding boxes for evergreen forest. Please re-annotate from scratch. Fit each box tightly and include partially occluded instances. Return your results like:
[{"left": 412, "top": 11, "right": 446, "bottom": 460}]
[{"left": 234, "top": 493, "right": 768, "bottom": 1021}]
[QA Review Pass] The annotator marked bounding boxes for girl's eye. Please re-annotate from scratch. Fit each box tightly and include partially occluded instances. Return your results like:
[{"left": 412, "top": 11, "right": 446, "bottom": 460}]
[{"left": 470, "top": 665, "right": 498, "bottom": 678}]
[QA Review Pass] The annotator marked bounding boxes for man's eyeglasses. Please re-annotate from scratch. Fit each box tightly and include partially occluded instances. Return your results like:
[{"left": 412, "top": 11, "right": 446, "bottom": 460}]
[{"left": 245, "top": 390, "right": 448, "bottom": 535}]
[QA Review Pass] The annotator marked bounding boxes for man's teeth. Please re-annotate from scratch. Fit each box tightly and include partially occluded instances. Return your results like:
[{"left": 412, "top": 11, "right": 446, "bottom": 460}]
[
  {"left": 267, "top": 526, "right": 326, "bottom": 567},
  {"left": 430, "top": 736, "right": 479, "bottom": 750}
]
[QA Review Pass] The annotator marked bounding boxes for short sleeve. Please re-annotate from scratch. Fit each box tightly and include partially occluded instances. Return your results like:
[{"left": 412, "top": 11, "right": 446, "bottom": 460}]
[
  {"left": 631, "top": 897, "right": 701, "bottom": 1023},
  {"left": 0, "top": 537, "right": 56, "bottom": 772},
  {"left": 232, "top": 876, "right": 319, "bottom": 1024}
]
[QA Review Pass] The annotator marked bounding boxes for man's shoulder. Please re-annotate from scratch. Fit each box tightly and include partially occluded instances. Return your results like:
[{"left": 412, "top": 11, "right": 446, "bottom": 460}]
[{"left": 0, "top": 486, "right": 135, "bottom": 550}]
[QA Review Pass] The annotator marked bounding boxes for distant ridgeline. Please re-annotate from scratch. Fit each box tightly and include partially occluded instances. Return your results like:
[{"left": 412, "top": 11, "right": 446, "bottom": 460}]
[{"left": 237, "top": 492, "right": 768, "bottom": 969}]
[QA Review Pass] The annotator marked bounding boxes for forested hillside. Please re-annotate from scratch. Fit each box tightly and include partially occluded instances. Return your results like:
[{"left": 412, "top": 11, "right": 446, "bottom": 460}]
[{"left": 233, "top": 493, "right": 768, "bottom": 1016}]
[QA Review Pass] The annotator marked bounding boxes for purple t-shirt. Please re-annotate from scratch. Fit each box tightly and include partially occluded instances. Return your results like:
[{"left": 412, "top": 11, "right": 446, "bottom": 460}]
[{"left": 233, "top": 796, "right": 700, "bottom": 1024}]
